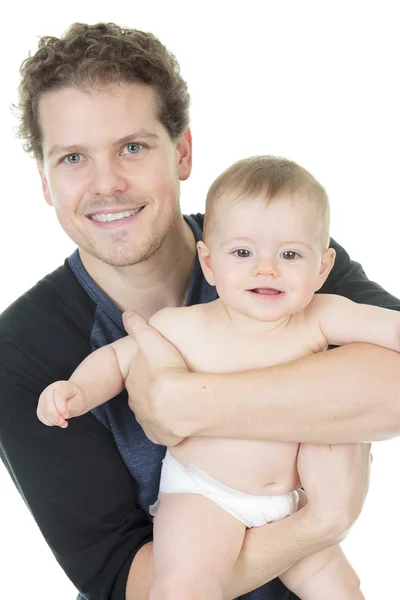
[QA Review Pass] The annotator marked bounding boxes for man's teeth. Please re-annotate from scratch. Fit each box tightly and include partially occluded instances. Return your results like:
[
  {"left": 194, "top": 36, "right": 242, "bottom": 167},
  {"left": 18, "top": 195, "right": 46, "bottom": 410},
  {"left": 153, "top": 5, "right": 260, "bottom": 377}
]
[{"left": 91, "top": 208, "right": 142, "bottom": 222}]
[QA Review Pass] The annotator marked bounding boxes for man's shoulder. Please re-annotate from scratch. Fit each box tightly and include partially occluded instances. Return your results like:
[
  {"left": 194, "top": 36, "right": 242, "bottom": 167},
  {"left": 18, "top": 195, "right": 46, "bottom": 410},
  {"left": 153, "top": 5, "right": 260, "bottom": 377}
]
[
  {"left": 187, "top": 212, "right": 204, "bottom": 230},
  {"left": 0, "top": 260, "right": 95, "bottom": 333},
  {"left": 322, "top": 238, "right": 400, "bottom": 310},
  {"left": 0, "top": 261, "right": 97, "bottom": 381}
]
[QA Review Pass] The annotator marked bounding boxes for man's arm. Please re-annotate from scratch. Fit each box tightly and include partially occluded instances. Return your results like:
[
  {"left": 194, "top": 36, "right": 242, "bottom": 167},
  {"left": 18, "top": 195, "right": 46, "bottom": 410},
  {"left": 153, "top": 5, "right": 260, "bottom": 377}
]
[
  {"left": 0, "top": 283, "right": 151, "bottom": 600},
  {"left": 320, "top": 238, "right": 400, "bottom": 310},
  {"left": 126, "top": 509, "right": 336, "bottom": 600},
  {"left": 125, "top": 443, "right": 371, "bottom": 599},
  {"left": 124, "top": 315, "right": 400, "bottom": 444},
  {"left": 191, "top": 289, "right": 400, "bottom": 445},
  {"left": 175, "top": 345, "right": 400, "bottom": 444},
  {"left": 126, "top": 513, "right": 325, "bottom": 600},
  {"left": 0, "top": 353, "right": 152, "bottom": 599}
]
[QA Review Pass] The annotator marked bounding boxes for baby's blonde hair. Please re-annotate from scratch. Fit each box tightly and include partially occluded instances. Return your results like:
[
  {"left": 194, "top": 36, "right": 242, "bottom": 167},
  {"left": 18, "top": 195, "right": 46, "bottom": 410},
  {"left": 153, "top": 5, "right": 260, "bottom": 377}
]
[{"left": 204, "top": 156, "right": 330, "bottom": 250}]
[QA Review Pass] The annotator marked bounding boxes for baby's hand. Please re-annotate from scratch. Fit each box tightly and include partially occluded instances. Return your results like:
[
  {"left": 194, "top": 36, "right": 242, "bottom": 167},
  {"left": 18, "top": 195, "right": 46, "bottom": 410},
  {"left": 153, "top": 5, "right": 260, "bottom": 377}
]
[{"left": 37, "top": 381, "right": 84, "bottom": 428}]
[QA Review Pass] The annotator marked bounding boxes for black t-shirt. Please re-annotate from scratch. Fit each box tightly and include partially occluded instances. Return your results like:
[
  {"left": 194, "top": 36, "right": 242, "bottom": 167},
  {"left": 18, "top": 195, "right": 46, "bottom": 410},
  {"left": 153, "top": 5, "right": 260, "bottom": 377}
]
[{"left": 1, "top": 213, "right": 399, "bottom": 600}]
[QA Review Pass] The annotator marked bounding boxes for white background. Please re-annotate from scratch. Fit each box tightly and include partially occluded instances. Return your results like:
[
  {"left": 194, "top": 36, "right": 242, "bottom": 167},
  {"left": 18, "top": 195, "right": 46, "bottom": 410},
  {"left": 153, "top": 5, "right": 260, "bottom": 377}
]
[{"left": 0, "top": 1, "right": 399, "bottom": 598}]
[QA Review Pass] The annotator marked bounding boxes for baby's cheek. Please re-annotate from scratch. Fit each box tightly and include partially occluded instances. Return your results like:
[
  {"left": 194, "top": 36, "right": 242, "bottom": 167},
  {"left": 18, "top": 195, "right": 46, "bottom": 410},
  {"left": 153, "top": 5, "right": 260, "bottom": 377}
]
[
  {"left": 221, "top": 270, "right": 240, "bottom": 289},
  {"left": 291, "top": 271, "right": 315, "bottom": 297}
]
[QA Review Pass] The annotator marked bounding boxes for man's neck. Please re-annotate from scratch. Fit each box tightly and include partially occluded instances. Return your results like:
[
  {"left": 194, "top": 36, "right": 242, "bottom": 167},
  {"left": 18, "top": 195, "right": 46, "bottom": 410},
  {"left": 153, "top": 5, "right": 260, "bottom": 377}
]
[{"left": 79, "top": 217, "right": 197, "bottom": 320}]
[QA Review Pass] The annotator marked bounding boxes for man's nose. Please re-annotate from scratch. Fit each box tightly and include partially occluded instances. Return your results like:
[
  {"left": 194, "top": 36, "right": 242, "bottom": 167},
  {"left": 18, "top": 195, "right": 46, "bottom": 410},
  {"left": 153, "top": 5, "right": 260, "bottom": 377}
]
[
  {"left": 250, "top": 259, "right": 280, "bottom": 277},
  {"left": 89, "top": 160, "right": 128, "bottom": 196}
]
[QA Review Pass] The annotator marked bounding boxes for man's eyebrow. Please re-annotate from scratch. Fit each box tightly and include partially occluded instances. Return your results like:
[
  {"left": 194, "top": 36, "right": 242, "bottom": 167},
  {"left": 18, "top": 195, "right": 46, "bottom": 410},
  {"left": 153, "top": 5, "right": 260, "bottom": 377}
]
[
  {"left": 115, "top": 130, "right": 159, "bottom": 147},
  {"left": 47, "top": 144, "right": 88, "bottom": 159},
  {"left": 47, "top": 130, "right": 159, "bottom": 159}
]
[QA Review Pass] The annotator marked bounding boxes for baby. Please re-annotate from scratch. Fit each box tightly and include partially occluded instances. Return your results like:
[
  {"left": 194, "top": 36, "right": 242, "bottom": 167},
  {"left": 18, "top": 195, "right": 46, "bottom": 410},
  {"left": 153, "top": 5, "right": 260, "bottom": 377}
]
[{"left": 38, "top": 156, "right": 399, "bottom": 599}]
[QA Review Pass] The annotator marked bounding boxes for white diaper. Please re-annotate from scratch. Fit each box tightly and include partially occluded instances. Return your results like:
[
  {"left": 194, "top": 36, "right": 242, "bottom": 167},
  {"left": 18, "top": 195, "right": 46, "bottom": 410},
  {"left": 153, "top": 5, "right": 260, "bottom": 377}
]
[{"left": 149, "top": 451, "right": 300, "bottom": 528}]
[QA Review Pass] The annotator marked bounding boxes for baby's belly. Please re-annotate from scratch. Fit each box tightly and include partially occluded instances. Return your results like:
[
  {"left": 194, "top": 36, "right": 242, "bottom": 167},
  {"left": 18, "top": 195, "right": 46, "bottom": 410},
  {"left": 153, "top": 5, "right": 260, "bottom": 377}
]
[{"left": 169, "top": 437, "right": 300, "bottom": 496}]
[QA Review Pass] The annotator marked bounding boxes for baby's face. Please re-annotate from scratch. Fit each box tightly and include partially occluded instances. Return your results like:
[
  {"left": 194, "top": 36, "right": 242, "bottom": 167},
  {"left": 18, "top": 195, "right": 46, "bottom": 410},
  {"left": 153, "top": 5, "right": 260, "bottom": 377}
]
[{"left": 204, "top": 194, "right": 332, "bottom": 323}]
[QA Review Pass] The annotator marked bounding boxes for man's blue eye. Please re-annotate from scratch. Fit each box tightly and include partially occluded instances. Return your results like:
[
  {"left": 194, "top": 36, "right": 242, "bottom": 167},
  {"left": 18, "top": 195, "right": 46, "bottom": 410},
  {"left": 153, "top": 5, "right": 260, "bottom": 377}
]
[
  {"left": 66, "top": 154, "right": 80, "bottom": 164},
  {"left": 126, "top": 143, "right": 141, "bottom": 154}
]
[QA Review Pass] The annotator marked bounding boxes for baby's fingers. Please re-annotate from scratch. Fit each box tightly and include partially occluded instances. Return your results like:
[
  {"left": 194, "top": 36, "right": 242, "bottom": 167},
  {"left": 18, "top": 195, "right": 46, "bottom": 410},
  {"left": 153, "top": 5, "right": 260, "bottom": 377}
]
[
  {"left": 37, "top": 381, "right": 73, "bottom": 428},
  {"left": 53, "top": 385, "right": 73, "bottom": 420},
  {"left": 37, "top": 407, "right": 68, "bottom": 428}
]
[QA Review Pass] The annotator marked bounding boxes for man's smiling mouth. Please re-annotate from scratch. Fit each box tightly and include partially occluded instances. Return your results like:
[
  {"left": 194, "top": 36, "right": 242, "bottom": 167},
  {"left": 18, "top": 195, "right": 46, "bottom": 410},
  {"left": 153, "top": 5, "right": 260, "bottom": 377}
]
[{"left": 88, "top": 207, "right": 144, "bottom": 222}]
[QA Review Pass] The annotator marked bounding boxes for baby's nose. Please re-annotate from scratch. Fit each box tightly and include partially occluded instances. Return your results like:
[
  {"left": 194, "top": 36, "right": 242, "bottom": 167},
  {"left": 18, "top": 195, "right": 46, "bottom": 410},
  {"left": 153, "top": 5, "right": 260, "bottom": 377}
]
[{"left": 250, "top": 259, "right": 280, "bottom": 277}]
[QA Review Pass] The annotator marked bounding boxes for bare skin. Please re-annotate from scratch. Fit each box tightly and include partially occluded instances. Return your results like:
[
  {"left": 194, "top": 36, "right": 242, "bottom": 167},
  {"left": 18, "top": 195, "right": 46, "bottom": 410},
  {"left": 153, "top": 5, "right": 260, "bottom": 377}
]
[
  {"left": 126, "top": 440, "right": 371, "bottom": 600},
  {"left": 35, "top": 82, "right": 377, "bottom": 598},
  {"left": 36, "top": 195, "right": 388, "bottom": 598},
  {"left": 123, "top": 332, "right": 400, "bottom": 446},
  {"left": 38, "top": 83, "right": 196, "bottom": 321}
]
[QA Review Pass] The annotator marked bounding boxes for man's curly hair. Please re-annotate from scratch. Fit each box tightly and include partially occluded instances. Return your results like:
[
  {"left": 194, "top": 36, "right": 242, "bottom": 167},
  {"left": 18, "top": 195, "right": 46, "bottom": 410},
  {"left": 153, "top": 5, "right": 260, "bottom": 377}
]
[{"left": 17, "top": 22, "right": 190, "bottom": 162}]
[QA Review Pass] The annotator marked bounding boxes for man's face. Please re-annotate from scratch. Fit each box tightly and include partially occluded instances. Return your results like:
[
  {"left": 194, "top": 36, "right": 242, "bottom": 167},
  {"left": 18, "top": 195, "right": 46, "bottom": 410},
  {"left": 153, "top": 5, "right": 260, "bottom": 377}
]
[{"left": 38, "top": 83, "right": 191, "bottom": 267}]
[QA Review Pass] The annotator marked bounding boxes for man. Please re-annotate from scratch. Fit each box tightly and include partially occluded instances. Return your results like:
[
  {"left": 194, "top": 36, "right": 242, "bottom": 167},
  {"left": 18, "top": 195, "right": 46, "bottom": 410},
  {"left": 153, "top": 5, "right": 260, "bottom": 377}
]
[{"left": 0, "top": 21, "right": 398, "bottom": 600}]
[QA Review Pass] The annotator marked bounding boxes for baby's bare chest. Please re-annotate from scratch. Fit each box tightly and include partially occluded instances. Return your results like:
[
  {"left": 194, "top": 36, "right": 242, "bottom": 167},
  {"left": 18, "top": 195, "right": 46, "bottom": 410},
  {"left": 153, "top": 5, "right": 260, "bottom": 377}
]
[{"left": 176, "top": 314, "right": 322, "bottom": 373}]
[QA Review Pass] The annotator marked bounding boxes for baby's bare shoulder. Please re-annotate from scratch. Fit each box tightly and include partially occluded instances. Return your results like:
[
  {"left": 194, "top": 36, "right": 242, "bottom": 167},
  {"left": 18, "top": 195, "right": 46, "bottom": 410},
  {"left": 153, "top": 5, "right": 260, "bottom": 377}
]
[{"left": 149, "top": 303, "right": 215, "bottom": 346}]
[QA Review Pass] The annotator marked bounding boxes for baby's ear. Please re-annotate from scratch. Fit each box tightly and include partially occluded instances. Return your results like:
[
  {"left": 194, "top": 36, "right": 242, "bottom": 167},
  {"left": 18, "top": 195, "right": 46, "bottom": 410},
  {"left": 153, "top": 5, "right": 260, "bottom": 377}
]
[
  {"left": 315, "top": 247, "right": 336, "bottom": 291},
  {"left": 197, "top": 241, "right": 216, "bottom": 286}
]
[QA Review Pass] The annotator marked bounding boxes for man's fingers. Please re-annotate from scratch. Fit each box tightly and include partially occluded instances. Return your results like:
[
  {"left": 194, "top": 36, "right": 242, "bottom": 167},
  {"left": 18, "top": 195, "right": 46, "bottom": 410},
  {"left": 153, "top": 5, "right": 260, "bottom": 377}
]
[
  {"left": 123, "top": 310, "right": 182, "bottom": 365},
  {"left": 123, "top": 310, "right": 154, "bottom": 340}
]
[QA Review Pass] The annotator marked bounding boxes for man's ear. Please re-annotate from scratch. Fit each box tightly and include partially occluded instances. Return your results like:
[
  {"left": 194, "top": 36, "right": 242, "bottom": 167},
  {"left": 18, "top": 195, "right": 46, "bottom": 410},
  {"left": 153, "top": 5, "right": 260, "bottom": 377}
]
[
  {"left": 38, "top": 165, "right": 53, "bottom": 206},
  {"left": 315, "top": 247, "right": 336, "bottom": 291},
  {"left": 197, "top": 240, "right": 216, "bottom": 286},
  {"left": 177, "top": 128, "right": 192, "bottom": 182}
]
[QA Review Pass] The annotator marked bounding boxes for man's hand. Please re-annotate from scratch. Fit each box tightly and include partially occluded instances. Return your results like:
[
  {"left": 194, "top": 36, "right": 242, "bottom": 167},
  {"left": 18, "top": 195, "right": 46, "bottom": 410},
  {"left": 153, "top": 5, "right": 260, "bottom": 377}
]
[
  {"left": 224, "top": 442, "right": 371, "bottom": 598},
  {"left": 297, "top": 442, "right": 372, "bottom": 540},
  {"left": 122, "top": 310, "right": 188, "bottom": 446}
]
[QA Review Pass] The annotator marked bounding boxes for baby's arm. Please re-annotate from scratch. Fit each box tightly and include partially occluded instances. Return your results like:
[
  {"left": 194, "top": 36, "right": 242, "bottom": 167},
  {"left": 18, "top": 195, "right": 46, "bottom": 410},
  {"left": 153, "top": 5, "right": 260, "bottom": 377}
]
[
  {"left": 306, "top": 294, "right": 400, "bottom": 351},
  {"left": 37, "top": 336, "right": 136, "bottom": 428}
]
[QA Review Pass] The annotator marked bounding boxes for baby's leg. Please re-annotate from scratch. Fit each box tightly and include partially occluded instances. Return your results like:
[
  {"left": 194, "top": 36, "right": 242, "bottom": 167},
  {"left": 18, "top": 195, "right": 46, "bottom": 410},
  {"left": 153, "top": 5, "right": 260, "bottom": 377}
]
[
  {"left": 150, "top": 492, "right": 246, "bottom": 600},
  {"left": 280, "top": 544, "right": 364, "bottom": 599}
]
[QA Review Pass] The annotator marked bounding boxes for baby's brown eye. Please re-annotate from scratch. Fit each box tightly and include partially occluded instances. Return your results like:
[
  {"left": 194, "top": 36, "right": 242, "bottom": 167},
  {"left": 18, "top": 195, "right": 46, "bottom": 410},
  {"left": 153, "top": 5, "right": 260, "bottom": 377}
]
[
  {"left": 235, "top": 249, "right": 252, "bottom": 258},
  {"left": 282, "top": 251, "right": 298, "bottom": 260}
]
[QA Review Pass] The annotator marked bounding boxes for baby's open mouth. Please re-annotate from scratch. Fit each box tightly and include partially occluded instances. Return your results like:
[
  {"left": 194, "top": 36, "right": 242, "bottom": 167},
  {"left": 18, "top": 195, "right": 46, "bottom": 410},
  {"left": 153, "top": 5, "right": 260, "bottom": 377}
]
[{"left": 248, "top": 288, "right": 283, "bottom": 295}]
